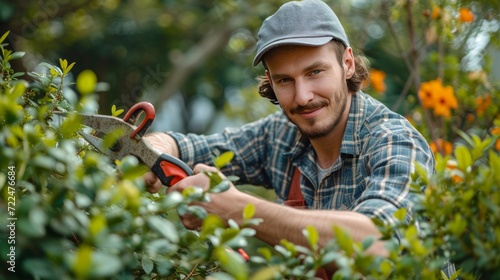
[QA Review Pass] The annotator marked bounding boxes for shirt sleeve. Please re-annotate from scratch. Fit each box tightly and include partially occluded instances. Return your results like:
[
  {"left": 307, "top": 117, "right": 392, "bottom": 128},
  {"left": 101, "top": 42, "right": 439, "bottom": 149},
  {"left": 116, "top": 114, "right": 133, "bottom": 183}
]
[
  {"left": 167, "top": 112, "right": 285, "bottom": 188},
  {"left": 352, "top": 125, "right": 434, "bottom": 243}
]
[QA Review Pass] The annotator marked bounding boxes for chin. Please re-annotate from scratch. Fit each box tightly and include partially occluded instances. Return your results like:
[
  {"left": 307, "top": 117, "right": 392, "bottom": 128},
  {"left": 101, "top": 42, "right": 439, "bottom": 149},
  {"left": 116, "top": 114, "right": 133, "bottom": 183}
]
[{"left": 297, "top": 122, "right": 334, "bottom": 139}]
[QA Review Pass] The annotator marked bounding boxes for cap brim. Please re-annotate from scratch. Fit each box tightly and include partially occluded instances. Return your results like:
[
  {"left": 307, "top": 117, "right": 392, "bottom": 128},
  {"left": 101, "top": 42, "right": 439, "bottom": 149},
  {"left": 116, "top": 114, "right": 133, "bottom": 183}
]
[{"left": 253, "top": 36, "right": 333, "bottom": 66}]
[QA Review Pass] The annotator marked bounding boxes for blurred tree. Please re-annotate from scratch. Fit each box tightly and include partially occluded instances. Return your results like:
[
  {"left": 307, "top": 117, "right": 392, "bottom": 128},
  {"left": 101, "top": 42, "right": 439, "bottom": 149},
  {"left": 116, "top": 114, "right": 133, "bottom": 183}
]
[{"left": 0, "top": 0, "right": 285, "bottom": 133}]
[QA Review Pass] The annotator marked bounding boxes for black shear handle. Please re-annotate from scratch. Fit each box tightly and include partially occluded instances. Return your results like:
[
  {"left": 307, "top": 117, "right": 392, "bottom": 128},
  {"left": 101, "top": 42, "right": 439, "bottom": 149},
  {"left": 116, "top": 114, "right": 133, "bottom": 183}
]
[{"left": 151, "top": 154, "right": 193, "bottom": 187}]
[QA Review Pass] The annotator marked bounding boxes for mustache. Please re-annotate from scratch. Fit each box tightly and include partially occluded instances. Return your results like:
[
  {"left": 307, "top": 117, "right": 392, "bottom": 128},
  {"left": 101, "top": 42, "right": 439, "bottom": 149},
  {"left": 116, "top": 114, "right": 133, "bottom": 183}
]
[{"left": 290, "top": 100, "right": 328, "bottom": 114}]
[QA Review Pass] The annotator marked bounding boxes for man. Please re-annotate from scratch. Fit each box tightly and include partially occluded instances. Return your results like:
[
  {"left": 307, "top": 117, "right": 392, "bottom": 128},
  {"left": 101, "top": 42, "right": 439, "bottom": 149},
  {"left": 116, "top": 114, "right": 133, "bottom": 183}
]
[{"left": 144, "top": 0, "right": 435, "bottom": 274}]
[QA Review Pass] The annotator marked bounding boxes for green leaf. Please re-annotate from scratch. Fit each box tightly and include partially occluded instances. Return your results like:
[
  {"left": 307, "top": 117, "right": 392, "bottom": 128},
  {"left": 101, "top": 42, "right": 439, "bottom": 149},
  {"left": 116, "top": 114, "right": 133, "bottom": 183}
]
[
  {"left": 186, "top": 205, "right": 207, "bottom": 219},
  {"left": 155, "top": 260, "right": 173, "bottom": 276},
  {"left": 208, "top": 272, "right": 236, "bottom": 280},
  {"left": 379, "top": 259, "right": 393, "bottom": 278},
  {"left": 59, "top": 58, "right": 76, "bottom": 76},
  {"left": 11, "top": 72, "right": 25, "bottom": 79},
  {"left": 207, "top": 171, "right": 224, "bottom": 187},
  {"left": 147, "top": 216, "right": 179, "bottom": 243},
  {"left": 470, "top": 136, "right": 491, "bottom": 161},
  {"left": 333, "top": 226, "right": 353, "bottom": 256},
  {"left": 121, "top": 164, "right": 149, "bottom": 180},
  {"left": 239, "top": 228, "right": 256, "bottom": 237},
  {"left": 111, "top": 104, "right": 124, "bottom": 117},
  {"left": 60, "top": 112, "right": 82, "bottom": 139},
  {"left": 89, "top": 213, "right": 107, "bottom": 238},
  {"left": 214, "top": 151, "right": 234, "bottom": 169},
  {"left": 360, "top": 236, "right": 374, "bottom": 251},
  {"left": 9, "top": 51, "right": 25, "bottom": 60},
  {"left": 228, "top": 219, "right": 239, "bottom": 229},
  {"left": 210, "top": 179, "right": 231, "bottom": 193},
  {"left": 393, "top": 208, "right": 407, "bottom": 222},
  {"left": 454, "top": 145, "right": 472, "bottom": 172},
  {"left": 89, "top": 251, "right": 122, "bottom": 277},
  {"left": 274, "top": 244, "right": 292, "bottom": 258},
  {"left": 11, "top": 81, "right": 27, "bottom": 99},
  {"left": 455, "top": 130, "right": 474, "bottom": 147},
  {"left": 257, "top": 247, "right": 272, "bottom": 261},
  {"left": 73, "top": 245, "right": 93, "bottom": 279},
  {"left": 49, "top": 67, "right": 60, "bottom": 78},
  {"left": 489, "top": 150, "right": 500, "bottom": 185},
  {"left": 102, "top": 127, "right": 125, "bottom": 150},
  {"left": 76, "top": 69, "right": 97, "bottom": 95},
  {"left": 449, "top": 214, "right": 467, "bottom": 236},
  {"left": 226, "top": 175, "right": 240, "bottom": 182},
  {"left": 221, "top": 228, "right": 240, "bottom": 244},
  {"left": 141, "top": 255, "right": 154, "bottom": 275},
  {"left": 161, "top": 191, "right": 184, "bottom": 209},
  {"left": 201, "top": 214, "right": 225, "bottom": 238},
  {"left": 321, "top": 251, "right": 339, "bottom": 266},
  {"left": 0, "top": 30, "right": 9, "bottom": 45},
  {"left": 250, "top": 265, "right": 281, "bottom": 280},
  {"left": 242, "top": 217, "right": 263, "bottom": 227},
  {"left": 302, "top": 225, "right": 319, "bottom": 250},
  {"left": 213, "top": 246, "right": 248, "bottom": 280},
  {"left": 59, "top": 58, "right": 67, "bottom": 70},
  {"left": 243, "top": 203, "right": 255, "bottom": 220}
]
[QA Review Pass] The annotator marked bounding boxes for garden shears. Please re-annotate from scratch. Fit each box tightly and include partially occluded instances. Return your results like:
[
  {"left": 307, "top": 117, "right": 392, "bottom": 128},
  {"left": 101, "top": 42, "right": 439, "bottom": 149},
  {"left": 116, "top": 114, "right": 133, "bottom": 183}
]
[
  {"left": 56, "top": 102, "right": 250, "bottom": 261},
  {"left": 55, "top": 101, "right": 193, "bottom": 187}
]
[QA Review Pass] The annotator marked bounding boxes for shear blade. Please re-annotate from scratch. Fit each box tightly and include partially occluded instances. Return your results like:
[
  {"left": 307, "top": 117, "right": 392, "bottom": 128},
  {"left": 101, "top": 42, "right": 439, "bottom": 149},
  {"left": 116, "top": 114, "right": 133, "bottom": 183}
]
[{"left": 79, "top": 131, "right": 110, "bottom": 156}]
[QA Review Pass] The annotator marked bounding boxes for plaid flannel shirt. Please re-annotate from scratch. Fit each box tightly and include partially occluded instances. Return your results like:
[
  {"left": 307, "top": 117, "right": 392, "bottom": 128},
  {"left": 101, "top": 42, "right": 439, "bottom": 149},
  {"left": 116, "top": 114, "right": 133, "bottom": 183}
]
[
  {"left": 169, "top": 92, "right": 456, "bottom": 276},
  {"left": 169, "top": 92, "right": 435, "bottom": 229}
]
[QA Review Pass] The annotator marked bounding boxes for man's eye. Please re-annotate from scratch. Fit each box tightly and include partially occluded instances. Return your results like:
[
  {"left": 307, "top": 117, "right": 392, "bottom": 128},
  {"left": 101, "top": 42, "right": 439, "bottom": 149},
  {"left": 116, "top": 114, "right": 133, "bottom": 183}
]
[
  {"left": 278, "top": 78, "right": 292, "bottom": 83},
  {"left": 310, "top": 69, "right": 322, "bottom": 75}
]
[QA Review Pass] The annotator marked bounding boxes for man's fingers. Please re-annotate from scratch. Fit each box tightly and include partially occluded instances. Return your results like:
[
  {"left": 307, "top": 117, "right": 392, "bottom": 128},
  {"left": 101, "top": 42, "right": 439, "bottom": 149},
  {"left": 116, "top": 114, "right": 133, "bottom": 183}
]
[
  {"left": 193, "top": 163, "right": 223, "bottom": 176},
  {"left": 179, "top": 214, "right": 203, "bottom": 230},
  {"left": 144, "top": 171, "right": 162, "bottom": 193}
]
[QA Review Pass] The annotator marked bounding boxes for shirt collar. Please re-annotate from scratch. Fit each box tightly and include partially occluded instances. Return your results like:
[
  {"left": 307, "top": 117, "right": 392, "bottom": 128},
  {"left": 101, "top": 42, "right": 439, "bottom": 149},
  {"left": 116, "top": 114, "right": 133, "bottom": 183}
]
[{"left": 340, "top": 92, "right": 364, "bottom": 156}]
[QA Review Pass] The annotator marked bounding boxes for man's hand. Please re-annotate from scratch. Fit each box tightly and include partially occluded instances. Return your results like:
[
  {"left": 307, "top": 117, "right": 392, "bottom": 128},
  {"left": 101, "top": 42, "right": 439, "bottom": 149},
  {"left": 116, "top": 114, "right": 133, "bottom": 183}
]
[
  {"left": 143, "top": 132, "right": 180, "bottom": 193},
  {"left": 169, "top": 164, "right": 223, "bottom": 230},
  {"left": 147, "top": 163, "right": 247, "bottom": 230}
]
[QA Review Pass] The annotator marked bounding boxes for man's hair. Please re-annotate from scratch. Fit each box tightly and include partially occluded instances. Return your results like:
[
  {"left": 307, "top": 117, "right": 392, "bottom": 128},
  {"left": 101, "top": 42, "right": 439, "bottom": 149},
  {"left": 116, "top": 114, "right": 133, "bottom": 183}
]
[{"left": 257, "top": 40, "right": 370, "bottom": 105}]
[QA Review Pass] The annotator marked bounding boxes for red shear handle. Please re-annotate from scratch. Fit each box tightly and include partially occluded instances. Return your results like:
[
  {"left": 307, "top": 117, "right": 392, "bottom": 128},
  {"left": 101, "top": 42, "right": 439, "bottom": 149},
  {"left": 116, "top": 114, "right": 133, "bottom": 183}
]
[
  {"left": 123, "top": 102, "right": 156, "bottom": 139},
  {"left": 151, "top": 154, "right": 193, "bottom": 187}
]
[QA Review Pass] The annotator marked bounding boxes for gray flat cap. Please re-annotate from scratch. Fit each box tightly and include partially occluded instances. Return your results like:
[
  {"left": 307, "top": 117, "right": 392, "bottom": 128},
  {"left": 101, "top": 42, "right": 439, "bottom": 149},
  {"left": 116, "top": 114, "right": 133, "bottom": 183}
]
[{"left": 253, "top": 0, "right": 350, "bottom": 66}]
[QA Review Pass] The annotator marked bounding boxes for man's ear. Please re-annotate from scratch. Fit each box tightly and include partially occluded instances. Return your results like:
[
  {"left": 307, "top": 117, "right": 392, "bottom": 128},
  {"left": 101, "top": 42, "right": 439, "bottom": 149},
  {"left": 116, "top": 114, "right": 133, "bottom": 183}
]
[
  {"left": 265, "top": 69, "right": 273, "bottom": 87},
  {"left": 343, "top": 47, "right": 355, "bottom": 79}
]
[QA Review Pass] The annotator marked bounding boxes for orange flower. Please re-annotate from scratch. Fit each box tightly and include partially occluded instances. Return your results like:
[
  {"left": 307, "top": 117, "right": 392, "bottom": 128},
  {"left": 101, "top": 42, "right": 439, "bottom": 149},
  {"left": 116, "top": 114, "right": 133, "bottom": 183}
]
[
  {"left": 430, "top": 138, "right": 453, "bottom": 155},
  {"left": 476, "top": 95, "right": 492, "bottom": 115},
  {"left": 432, "top": 6, "right": 441, "bottom": 19},
  {"left": 496, "top": 139, "right": 500, "bottom": 151},
  {"left": 418, "top": 79, "right": 441, "bottom": 109},
  {"left": 432, "top": 84, "right": 458, "bottom": 119},
  {"left": 419, "top": 78, "right": 458, "bottom": 119},
  {"left": 446, "top": 160, "right": 464, "bottom": 183},
  {"left": 370, "top": 69, "right": 387, "bottom": 93},
  {"left": 451, "top": 174, "right": 464, "bottom": 184},
  {"left": 459, "top": 7, "right": 474, "bottom": 23}
]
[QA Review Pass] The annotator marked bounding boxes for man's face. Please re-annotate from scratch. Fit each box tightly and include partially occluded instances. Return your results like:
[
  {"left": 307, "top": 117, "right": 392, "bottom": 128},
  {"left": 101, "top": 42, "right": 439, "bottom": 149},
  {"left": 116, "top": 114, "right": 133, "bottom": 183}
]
[{"left": 264, "top": 43, "right": 354, "bottom": 139}]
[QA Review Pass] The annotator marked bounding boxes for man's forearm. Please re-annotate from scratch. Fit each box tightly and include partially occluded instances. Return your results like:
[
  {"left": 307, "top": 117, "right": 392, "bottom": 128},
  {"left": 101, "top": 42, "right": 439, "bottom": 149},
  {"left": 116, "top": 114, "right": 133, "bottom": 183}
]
[{"left": 228, "top": 193, "right": 388, "bottom": 257}]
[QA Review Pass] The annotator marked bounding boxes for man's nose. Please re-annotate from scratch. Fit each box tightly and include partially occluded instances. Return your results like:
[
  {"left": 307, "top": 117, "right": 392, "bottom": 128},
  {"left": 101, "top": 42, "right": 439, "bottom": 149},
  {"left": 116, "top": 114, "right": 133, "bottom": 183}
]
[{"left": 294, "top": 80, "right": 314, "bottom": 106}]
